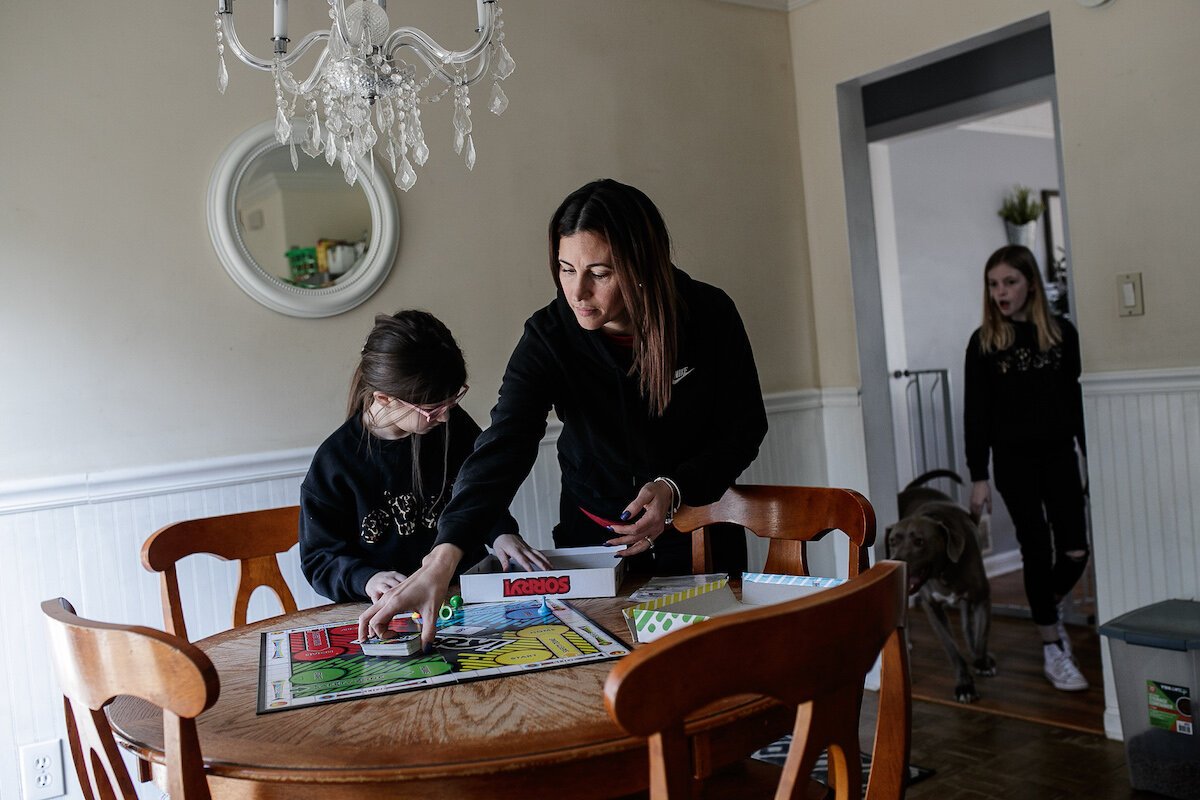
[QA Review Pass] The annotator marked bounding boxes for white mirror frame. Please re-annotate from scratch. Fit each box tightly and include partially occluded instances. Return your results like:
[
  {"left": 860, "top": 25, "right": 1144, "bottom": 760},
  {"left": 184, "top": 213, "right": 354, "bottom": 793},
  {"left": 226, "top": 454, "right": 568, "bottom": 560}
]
[{"left": 207, "top": 120, "right": 399, "bottom": 318}]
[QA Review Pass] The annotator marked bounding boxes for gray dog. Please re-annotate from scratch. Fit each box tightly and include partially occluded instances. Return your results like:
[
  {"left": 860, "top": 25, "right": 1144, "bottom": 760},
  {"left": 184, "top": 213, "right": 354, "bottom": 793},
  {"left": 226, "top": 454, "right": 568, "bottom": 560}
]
[{"left": 887, "top": 470, "right": 995, "bottom": 703}]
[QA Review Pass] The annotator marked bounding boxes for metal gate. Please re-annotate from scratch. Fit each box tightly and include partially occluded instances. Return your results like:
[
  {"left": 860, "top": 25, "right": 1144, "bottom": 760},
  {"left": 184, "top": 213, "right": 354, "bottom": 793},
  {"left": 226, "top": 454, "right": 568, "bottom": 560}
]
[{"left": 891, "top": 367, "right": 961, "bottom": 501}]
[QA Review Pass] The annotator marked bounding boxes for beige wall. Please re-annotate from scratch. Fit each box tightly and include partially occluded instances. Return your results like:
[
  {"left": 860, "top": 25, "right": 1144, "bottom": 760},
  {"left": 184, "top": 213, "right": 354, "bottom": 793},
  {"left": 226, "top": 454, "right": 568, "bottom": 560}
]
[
  {"left": 788, "top": 0, "right": 1200, "bottom": 387},
  {"left": 0, "top": 1, "right": 813, "bottom": 483}
]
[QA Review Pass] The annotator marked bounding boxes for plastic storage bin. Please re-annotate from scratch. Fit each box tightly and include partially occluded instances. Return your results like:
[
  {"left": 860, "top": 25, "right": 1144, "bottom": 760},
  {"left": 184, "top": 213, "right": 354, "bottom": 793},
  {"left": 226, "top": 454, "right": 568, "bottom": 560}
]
[{"left": 1100, "top": 600, "right": 1200, "bottom": 800}]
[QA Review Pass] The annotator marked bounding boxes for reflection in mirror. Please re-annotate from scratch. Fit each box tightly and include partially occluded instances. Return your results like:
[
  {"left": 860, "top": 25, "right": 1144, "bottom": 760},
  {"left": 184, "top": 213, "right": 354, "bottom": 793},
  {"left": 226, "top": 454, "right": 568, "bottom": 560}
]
[
  {"left": 207, "top": 121, "right": 399, "bottom": 318},
  {"left": 236, "top": 148, "right": 372, "bottom": 288}
]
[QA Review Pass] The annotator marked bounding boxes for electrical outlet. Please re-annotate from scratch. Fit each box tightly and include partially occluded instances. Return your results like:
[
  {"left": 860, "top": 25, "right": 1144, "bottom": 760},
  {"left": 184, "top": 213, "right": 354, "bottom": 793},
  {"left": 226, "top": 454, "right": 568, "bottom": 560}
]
[{"left": 19, "top": 739, "right": 65, "bottom": 800}]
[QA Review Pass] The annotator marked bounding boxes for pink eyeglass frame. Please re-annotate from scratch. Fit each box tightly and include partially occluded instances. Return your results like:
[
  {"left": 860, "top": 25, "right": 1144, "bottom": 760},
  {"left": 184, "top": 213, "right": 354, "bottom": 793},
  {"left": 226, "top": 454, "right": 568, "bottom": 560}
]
[{"left": 395, "top": 384, "right": 469, "bottom": 422}]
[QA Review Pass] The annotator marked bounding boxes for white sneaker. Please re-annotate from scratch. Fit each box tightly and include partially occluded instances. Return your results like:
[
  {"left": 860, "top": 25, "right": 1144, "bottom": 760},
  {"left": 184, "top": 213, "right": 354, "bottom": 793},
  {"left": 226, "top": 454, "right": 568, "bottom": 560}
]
[{"left": 1043, "top": 643, "right": 1088, "bottom": 691}]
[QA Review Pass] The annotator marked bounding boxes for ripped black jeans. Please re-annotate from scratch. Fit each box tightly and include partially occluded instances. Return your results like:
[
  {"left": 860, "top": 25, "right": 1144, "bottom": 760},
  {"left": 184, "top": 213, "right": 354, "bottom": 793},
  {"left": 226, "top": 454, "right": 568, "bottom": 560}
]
[{"left": 993, "top": 442, "right": 1089, "bottom": 626}]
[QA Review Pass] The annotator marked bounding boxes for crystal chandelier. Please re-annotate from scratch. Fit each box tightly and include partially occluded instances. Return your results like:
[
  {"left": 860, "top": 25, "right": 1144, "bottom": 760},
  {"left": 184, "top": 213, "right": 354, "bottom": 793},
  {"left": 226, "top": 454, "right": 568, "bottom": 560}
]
[{"left": 214, "top": 0, "right": 513, "bottom": 190}]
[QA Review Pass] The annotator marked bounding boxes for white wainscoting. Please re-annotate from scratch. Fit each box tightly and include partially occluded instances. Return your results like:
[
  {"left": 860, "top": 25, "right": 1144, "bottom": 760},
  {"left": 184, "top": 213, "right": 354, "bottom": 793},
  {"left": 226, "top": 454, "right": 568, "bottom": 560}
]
[
  {"left": 0, "top": 388, "right": 860, "bottom": 800},
  {"left": 1082, "top": 367, "right": 1200, "bottom": 741}
]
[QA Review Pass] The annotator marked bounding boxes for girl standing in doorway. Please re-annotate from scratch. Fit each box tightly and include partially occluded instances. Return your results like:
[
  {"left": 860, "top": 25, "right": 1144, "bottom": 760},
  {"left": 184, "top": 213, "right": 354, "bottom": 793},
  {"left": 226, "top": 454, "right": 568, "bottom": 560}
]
[{"left": 964, "top": 244, "right": 1089, "bottom": 692}]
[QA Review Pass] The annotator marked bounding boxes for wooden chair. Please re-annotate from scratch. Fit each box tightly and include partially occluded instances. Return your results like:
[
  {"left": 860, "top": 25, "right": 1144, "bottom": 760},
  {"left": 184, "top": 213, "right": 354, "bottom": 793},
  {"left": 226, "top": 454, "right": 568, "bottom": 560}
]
[
  {"left": 42, "top": 598, "right": 219, "bottom": 800},
  {"left": 605, "top": 561, "right": 911, "bottom": 800},
  {"left": 141, "top": 506, "right": 300, "bottom": 641},
  {"left": 673, "top": 485, "right": 876, "bottom": 577}
]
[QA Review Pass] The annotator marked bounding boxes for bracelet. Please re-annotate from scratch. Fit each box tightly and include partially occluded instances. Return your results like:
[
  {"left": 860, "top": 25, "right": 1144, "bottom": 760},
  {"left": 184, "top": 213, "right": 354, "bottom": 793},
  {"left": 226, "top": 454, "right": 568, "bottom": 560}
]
[{"left": 653, "top": 476, "right": 681, "bottom": 526}]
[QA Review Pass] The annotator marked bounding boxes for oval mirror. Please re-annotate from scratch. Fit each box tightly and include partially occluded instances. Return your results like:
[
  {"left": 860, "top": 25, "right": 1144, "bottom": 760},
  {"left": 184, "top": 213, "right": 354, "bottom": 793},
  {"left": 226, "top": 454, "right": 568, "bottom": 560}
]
[{"left": 207, "top": 121, "right": 399, "bottom": 317}]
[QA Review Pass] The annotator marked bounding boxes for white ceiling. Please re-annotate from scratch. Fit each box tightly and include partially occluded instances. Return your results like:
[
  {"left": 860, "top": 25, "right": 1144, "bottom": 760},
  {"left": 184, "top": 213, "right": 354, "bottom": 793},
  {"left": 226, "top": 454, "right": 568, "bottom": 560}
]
[{"left": 957, "top": 101, "right": 1055, "bottom": 139}]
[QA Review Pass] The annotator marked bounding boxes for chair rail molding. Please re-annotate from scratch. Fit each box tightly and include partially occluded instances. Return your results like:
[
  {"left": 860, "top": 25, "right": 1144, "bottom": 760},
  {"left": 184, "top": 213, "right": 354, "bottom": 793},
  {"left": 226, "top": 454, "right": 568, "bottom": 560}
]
[
  {"left": 1081, "top": 366, "right": 1200, "bottom": 395},
  {"left": 0, "top": 448, "right": 316, "bottom": 515},
  {"left": 712, "top": 0, "right": 817, "bottom": 10}
]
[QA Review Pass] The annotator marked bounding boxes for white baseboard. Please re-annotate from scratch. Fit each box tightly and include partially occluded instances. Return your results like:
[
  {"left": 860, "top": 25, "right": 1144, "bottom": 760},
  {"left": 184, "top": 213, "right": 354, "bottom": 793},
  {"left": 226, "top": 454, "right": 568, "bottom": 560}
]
[{"left": 1105, "top": 708, "right": 1124, "bottom": 741}]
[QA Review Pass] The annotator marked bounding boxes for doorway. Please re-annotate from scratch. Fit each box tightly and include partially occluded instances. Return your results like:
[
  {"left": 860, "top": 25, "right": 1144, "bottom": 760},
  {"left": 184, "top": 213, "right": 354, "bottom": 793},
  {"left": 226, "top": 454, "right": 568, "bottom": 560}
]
[{"left": 837, "top": 14, "right": 1102, "bottom": 727}]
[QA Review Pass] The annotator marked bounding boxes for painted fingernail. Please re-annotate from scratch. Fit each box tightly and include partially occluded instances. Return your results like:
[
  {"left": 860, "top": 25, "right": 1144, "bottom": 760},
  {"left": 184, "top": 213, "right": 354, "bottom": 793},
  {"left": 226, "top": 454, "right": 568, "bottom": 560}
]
[
  {"left": 603, "top": 541, "right": 615, "bottom": 547},
  {"left": 620, "top": 511, "right": 631, "bottom": 521},
  {"left": 423, "top": 642, "right": 435, "bottom": 655},
  {"left": 606, "top": 525, "right": 614, "bottom": 532}
]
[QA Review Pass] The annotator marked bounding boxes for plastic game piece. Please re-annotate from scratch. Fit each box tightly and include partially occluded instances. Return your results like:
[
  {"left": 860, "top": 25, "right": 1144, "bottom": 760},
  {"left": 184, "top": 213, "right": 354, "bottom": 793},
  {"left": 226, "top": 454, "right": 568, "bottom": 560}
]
[
  {"left": 503, "top": 599, "right": 553, "bottom": 621},
  {"left": 437, "top": 595, "right": 466, "bottom": 621}
]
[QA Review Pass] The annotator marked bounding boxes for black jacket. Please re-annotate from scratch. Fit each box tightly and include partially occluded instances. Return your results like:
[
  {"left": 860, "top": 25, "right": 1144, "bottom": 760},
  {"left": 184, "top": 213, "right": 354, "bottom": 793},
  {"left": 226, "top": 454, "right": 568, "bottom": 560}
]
[
  {"left": 299, "top": 408, "right": 503, "bottom": 601},
  {"left": 434, "top": 268, "right": 768, "bottom": 554},
  {"left": 964, "top": 318, "right": 1085, "bottom": 482}
]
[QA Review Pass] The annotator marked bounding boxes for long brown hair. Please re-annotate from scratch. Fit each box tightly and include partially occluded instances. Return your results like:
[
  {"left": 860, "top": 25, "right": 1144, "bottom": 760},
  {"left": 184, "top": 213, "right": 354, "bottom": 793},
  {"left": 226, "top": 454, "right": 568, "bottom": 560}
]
[
  {"left": 347, "top": 310, "right": 466, "bottom": 498},
  {"left": 978, "top": 244, "right": 1061, "bottom": 353},
  {"left": 549, "top": 179, "right": 679, "bottom": 416}
]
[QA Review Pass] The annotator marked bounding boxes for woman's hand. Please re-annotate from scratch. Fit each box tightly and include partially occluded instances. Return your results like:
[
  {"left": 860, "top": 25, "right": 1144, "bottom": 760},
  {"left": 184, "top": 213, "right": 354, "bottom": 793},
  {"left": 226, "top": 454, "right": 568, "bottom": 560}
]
[
  {"left": 606, "top": 481, "right": 675, "bottom": 557},
  {"left": 357, "top": 544, "right": 462, "bottom": 648},
  {"left": 969, "top": 480, "right": 992, "bottom": 519},
  {"left": 364, "top": 570, "right": 406, "bottom": 602},
  {"left": 492, "top": 533, "right": 553, "bottom": 571}
]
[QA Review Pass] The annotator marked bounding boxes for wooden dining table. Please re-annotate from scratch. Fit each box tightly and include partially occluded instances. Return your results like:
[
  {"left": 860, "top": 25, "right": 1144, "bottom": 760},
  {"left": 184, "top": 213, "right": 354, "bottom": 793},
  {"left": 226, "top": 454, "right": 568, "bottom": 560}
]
[{"left": 107, "top": 583, "right": 791, "bottom": 799}]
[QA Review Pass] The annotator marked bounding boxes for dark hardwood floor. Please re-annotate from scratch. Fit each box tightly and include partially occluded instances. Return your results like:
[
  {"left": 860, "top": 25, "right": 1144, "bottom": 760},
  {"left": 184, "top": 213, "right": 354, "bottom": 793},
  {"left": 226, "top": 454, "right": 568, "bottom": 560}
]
[
  {"left": 906, "top": 569, "right": 1105, "bottom": 734},
  {"left": 864, "top": 567, "right": 1168, "bottom": 798},
  {"left": 859, "top": 692, "right": 1161, "bottom": 799}
]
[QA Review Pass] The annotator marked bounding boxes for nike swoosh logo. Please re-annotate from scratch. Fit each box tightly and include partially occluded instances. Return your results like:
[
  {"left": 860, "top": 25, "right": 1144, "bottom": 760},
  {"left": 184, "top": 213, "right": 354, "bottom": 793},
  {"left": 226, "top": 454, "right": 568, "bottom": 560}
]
[{"left": 672, "top": 366, "right": 695, "bottom": 385}]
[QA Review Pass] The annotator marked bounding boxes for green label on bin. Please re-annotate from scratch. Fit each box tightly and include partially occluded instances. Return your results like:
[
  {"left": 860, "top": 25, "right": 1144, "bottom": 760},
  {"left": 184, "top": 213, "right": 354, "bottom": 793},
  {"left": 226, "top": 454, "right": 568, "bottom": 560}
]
[{"left": 1147, "top": 680, "right": 1193, "bottom": 735}]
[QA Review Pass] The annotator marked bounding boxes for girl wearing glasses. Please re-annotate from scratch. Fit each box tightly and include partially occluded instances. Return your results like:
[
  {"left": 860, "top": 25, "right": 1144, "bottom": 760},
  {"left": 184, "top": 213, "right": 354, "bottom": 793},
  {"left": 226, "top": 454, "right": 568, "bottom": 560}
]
[
  {"left": 300, "top": 310, "right": 545, "bottom": 604},
  {"left": 361, "top": 180, "right": 766, "bottom": 646}
]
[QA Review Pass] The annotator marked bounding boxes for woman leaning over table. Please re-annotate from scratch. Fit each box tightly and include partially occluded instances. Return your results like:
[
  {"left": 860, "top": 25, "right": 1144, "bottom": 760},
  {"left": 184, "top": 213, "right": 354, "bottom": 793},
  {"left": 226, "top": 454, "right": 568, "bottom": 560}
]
[{"left": 360, "top": 178, "right": 768, "bottom": 647}]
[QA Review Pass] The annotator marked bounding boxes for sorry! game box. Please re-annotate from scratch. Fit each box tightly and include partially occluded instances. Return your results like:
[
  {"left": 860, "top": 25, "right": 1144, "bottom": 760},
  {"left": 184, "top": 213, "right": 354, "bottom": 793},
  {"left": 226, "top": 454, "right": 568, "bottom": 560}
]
[{"left": 257, "top": 597, "right": 629, "bottom": 713}]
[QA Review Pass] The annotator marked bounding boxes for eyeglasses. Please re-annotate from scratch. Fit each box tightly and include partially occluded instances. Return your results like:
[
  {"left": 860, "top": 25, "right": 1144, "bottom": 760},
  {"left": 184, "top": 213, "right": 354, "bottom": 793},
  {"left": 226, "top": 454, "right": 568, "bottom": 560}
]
[{"left": 394, "top": 385, "right": 469, "bottom": 422}]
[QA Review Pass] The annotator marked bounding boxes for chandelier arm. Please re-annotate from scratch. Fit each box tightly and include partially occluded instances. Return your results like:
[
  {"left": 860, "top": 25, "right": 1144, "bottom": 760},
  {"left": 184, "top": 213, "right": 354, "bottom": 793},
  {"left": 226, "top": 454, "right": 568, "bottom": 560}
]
[
  {"left": 223, "top": 12, "right": 329, "bottom": 72},
  {"left": 278, "top": 45, "right": 335, "bottom": 96},
  {"left": 285, "top": 30, "right": 331, "bottom": 62},
  {"left": 380, "top": 2, "right": 496, "bottom": 74},
  {"left": 391, "top": 42, "right": 492, "bottom": 87}
]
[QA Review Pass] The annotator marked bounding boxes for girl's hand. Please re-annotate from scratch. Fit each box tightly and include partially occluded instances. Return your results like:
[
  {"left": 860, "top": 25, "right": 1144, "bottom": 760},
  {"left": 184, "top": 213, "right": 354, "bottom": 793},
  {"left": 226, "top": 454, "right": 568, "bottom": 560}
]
[
  {"left": 364, "top": 570, "right": 406, "bottom": 602},
  {"left": 492, "top": 534, "right": 553, "bottom": 571},
  {"left": 970, "top": 480, "right": 992, "bottom": 518},
  {"left": 606, "top": 481, "right": 675, "bottom": 557},
  {"left": 358, "top": 544, "right": 462, "bottom": 648}
]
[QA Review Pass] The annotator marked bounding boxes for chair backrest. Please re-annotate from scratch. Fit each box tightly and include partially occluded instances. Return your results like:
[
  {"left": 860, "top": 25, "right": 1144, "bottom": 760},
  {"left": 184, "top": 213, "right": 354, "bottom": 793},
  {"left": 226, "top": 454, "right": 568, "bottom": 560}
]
[
  {"left": 673, "top": 485, "right": 876, "bottom": 577},
  {"left": 604, "top": 561, "right": 911, "bottom": 800},
  {"left": 42, "top": 598, "right": 219, "bottom": 800},
  {"left": 141, "top": 506, "right": 300, "bottom": 641}
]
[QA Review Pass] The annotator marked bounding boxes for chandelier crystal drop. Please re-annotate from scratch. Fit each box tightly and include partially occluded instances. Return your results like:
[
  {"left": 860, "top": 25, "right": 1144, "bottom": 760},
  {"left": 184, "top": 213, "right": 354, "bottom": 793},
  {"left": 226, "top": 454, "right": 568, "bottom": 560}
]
[{"left": 213, "top": 0, "right": 513, "bottom": 191}]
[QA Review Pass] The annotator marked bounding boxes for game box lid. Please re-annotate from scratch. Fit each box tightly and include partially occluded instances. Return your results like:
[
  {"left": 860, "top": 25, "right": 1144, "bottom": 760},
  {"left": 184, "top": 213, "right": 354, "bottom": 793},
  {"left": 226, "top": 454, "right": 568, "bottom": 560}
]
[{"left": 460, "top": 546, "right": 626, "bottom": 603}]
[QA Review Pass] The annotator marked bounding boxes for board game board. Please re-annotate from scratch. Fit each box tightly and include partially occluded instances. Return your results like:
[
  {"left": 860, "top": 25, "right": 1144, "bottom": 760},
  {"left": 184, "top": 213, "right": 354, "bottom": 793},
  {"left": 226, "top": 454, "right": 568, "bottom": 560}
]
[{"left": 258, "top": 597, "right": 629, "bottom": 713}]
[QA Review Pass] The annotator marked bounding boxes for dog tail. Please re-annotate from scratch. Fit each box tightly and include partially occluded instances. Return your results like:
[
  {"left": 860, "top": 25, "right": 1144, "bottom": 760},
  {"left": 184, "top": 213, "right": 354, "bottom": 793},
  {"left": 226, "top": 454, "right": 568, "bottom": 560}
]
[{"left": 905, "top": 469, "right": 963, "bottom": 491}]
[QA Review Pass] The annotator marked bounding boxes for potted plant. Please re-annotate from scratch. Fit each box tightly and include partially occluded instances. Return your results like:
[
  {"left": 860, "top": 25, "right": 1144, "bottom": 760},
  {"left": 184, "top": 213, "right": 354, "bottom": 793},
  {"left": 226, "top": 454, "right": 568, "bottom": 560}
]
[{"left": 998, "top": 185, "right": 1044, "bottom": 249}]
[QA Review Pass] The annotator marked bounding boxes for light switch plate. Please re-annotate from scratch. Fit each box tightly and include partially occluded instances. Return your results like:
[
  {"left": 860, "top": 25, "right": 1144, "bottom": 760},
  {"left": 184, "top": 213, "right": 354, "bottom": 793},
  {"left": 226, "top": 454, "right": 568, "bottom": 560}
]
[{"left": 1117, "top": 272, "right": 1144, "bottom": 316}]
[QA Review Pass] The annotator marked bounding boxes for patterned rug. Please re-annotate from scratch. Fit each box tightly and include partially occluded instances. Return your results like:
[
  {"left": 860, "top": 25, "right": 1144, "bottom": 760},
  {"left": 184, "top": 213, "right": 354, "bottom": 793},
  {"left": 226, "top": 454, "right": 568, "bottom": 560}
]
[{"left": 752, "top": 735, "right": 934, "bottom": 787}]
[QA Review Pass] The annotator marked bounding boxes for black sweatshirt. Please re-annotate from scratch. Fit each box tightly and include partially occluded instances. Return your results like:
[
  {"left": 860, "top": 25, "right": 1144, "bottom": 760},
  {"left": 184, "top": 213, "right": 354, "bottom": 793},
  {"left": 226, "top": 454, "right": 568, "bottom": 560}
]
[
  {"left": 299, "top": 408, "right": 503, "bottom": 601},
  {"left": 964, "top": 318, "right": 1086, "bottom": 482},
  {"left": 433, "top": 268, "right": 768, "bottom": 554}
]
